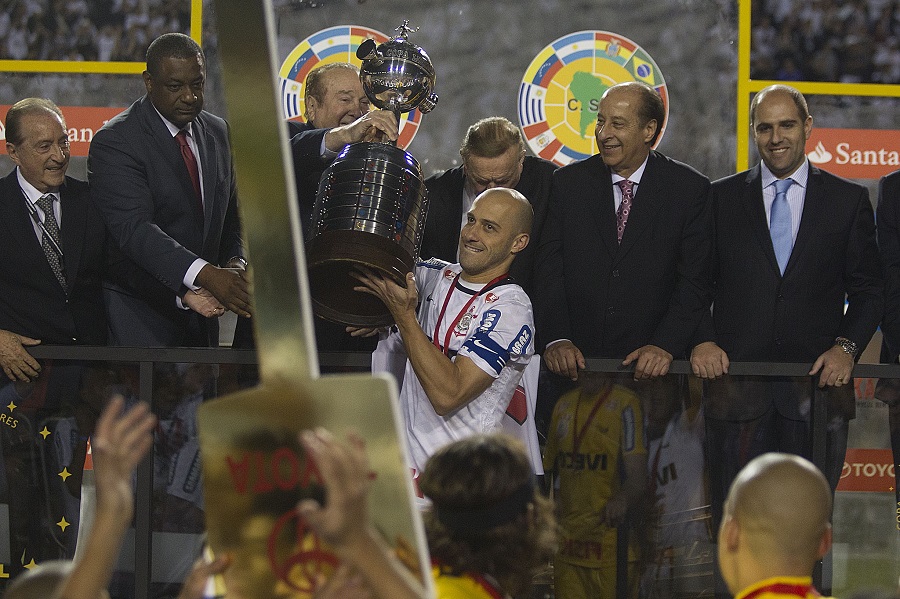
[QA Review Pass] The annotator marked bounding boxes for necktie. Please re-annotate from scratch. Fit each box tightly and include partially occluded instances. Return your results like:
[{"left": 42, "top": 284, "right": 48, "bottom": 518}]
[
  {"left": 175, "top": 130, "right": 203, "bottom": 217},
  {"left": 770, "top": 178, "right": 794, "bottom": 274},
  {"left": 615, "top": 179, "right": 634, "bottom": 244},
  {"left": 36, "top": 194, "right": 67, "bottom": 293}
]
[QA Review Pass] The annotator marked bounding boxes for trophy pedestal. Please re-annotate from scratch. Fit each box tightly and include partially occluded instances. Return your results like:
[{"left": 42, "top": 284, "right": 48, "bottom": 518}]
[{"left": 307, "top": 229, "right": 414, "bottom": 327}]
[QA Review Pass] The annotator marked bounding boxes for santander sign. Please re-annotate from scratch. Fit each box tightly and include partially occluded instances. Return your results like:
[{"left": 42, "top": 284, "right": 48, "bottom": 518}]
[{"left": 805, "top": 128, "right": 899, "bottom": 180}]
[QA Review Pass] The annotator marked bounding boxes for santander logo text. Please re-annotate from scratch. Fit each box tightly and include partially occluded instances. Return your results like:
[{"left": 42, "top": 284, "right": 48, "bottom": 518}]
[{"left": 805, "top": 128, "right": 899, "bottom": 180}]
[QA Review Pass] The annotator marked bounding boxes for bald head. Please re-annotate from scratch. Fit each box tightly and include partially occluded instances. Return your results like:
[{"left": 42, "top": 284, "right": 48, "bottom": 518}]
[
  {"left": 719, "top": 453, "right": 832, "bottom": 593},
  {"left": 459, "top": 188, "right": 533, "bottom": 283},
  {"left": 477, "top": 187, "right": 533, "bottom": 236}
]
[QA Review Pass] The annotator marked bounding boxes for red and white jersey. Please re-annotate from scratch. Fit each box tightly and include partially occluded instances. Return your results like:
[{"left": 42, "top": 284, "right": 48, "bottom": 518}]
[{"left": 396, "top": 260, "right": 535, "bottom": 472}]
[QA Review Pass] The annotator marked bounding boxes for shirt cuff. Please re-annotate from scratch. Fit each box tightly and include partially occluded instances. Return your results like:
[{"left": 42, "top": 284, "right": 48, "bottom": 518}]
[
  {"left": 320, "top": 135, "right": 338, "bottom": 160},
  {"left": 177, "top": 258, "right": 210, "bottom": 309}
]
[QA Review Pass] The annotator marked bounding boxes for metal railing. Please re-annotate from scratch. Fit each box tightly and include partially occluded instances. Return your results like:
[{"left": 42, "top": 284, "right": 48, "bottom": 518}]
[{"left": 15, "top": 346, "right": 900, "bottom": 598}]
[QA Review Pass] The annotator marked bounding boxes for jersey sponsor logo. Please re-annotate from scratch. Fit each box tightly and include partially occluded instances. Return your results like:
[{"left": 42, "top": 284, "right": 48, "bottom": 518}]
[
  {"left": 485, "top": 292, "right": 499, "bottom": 304},
  {"left": 479, "top": 309, "right": 501, "bottom": 332},
  {"left": 555, "top": 451, "right": 609, "bottom": 471},
  {"left": 508, "top": 325, "right": 533, "bottom": 356},
  {"left": 462, "top": 330, "right": 509, "bottom": 374}
]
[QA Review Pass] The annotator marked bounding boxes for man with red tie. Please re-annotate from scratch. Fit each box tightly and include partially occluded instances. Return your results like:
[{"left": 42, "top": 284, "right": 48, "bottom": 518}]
[{"left": 89, "top": 33, "right": 249, "bottom": 347}]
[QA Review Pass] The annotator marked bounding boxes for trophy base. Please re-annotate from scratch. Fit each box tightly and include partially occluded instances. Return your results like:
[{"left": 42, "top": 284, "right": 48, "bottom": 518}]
[{"left": 307, "top": 229, "right": 415, "bottom": 327}]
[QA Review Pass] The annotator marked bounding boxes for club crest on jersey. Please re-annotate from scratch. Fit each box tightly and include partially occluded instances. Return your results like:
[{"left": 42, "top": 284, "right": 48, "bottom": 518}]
[
  {"left": 444, "top": 269, "right": 455, "bottom": 279},
  {"left": 454, "top": 310, "right": 475, "bottom": 336},
  {"left": 485, "top": 292, "right": 499, "bottom": 304}
]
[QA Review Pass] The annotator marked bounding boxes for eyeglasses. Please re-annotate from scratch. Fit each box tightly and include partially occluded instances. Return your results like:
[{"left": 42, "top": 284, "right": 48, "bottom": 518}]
[{"left": 30, "top": 139, "right": 71, "bottom": 155}]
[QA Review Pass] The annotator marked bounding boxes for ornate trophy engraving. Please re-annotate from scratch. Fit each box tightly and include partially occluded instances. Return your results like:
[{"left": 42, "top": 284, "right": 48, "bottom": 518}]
[{"left": 306, "top": 22, "right": 438, "bottom": 327}]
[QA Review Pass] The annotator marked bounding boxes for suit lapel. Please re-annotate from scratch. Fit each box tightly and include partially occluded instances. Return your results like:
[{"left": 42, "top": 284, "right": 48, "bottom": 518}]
[
  {"left": 194, "top": 115, "right": 216, "bottom": 240},
  {"left": 0, "top": 172, "right": 63, "bottom": 286},
  {"left": 741, "top": 165, "right": 782, "bottom": 275},
  {"left": 59, "top": 178, "right": 86, "bottom": 283},
  {"left": 785, "top": 165, "right": 825, "bottom": 276},
  {"left": 616, "top": 152, "right": 662, "bottom": 261},
  {"left": 140, "top": 97, "right": 205, "bottom": 232}
]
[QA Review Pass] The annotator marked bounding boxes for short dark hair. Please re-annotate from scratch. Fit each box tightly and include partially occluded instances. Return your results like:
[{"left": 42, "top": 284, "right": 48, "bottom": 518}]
[
  {"left": 304, "top": 62, "right": 360, "bottom": 106},
  {"left": 146, "top": 33, "right": 204, "bottom": 77},
  {"left": 750, "top": 84, "right": 810, "bottom": 127},
  {"left": 460, "top": 117, "right": 526, "bottom": 160},
  {"left": 419, "top": 434, "right": 556, "bottom": 597},
  {"left": 5, "top": 98, "right": 65, "bottom": 145}
]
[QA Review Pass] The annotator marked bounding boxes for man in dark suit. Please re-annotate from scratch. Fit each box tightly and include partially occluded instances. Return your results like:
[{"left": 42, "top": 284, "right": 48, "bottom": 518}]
[
  {"left": 874, "top": 168, "right": 900, "bottom": 510},
  {"left": 422, "top": 116, "right": 556, "bottom": 298},
  {"left": 89, "top": 33, "right": 249, "bottom": 347},
  {"left": 0, "top": 98, "right": 108, "bottom": 581},
  {"left": 690, "top": 85, "right": 882, "bottom": 524},
  {"left": 534, "top": 81, "right": 712, "bottom": 380},
  {"left": 0, "top": 98, "right": 106, "bottom": 381},
  {"left": 289, "top": 62, "right": 398, "bottom": 237},
  {"left": 248, "top": 61, "right": 396, "bottom": 355}
]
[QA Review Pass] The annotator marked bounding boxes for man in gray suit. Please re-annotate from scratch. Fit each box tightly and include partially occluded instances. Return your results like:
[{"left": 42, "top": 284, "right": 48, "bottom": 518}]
[{"left": 89, "top": 33, "right": 249, "bottom": 347}]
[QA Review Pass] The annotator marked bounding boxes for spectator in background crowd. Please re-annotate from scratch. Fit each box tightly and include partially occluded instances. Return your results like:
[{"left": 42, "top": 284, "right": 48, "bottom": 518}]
[
  {"left": 0, "top": 0, "right": 189, "bottom": 62},
  {"left": 751, "top": 0, "right": 900, "bottom": 83}
]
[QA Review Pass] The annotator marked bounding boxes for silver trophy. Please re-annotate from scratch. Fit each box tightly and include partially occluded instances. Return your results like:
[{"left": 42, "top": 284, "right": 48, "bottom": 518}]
[
  {"left": 306, "top": 22, "right": 437, "bottom": 327},
  {"left": 356, "top": 21, "right": 438, "bottom": 123}
]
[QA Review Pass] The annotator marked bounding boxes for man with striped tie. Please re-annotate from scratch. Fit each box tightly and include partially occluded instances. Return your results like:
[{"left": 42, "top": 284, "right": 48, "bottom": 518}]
[{"left": 0, "top": 98, "right": 107, "bottom": 382}]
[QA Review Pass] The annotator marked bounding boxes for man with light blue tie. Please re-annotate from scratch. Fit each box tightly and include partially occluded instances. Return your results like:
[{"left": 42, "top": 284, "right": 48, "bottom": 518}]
[{"left": 690, "top": 85, "right": 882, "bottom": 531}]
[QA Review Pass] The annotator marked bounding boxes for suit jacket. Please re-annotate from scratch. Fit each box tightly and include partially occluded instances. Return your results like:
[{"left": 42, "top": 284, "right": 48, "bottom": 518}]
[
  {"left": 289, "top": 120, "right": 329, "bottom": 239},
  {"left": 89, "top": 96, "right": 243, "bottom": 347},
  {"left": 698, "top": 163, "right": 883, "bottom": 420},
  {"left": 421, "top": 155, "right": 557, "bottom": 297},
  {"left": 257, "top": 120, "right": 375, "bottom": 354},
  {"left": 533, "top": 151, "right": 712, "bottom": 357},
  {"left": 876, "top": 169, "right": 900, "bottom": 362},
  {"left": 0, "top": 171, "right": 106, "bottom": 345}
]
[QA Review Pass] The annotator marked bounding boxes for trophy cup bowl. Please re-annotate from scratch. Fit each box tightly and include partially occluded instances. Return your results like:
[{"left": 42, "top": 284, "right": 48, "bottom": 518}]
[{"left": 306, "top": 22, "right": 437, "bottom": 327}]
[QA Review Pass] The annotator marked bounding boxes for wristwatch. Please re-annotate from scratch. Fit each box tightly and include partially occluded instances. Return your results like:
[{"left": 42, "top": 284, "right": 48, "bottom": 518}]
[{"left": 834, "top": 336, "right": 859, "bottom": 358}]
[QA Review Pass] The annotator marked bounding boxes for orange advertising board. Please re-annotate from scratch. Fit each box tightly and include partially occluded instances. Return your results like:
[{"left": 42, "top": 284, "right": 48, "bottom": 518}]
[
  {"left": 837, "top": 448, "right": 896, "bottom": 493},
  {"left": 0, "top": 106, "right": 125, "bottom": 157},
  {"left": 806, "top": 128, "right": 900, "bottom": 181}
]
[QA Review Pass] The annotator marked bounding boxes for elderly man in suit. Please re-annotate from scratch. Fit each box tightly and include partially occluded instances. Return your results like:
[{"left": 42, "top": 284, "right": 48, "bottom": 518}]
[
  {"left": 421, "top": 117, "right": 556, "bottom": 298},
  {"left": 242, "top": 61, "right": 398, "bottom": 355},
  {"left": 89, "top": 32, "right": 249, "bottom": 347},
  {"left": 288, "top": 62, "right": 398, "bottom": 237},
  {"left": 690, "top": 85, "right": 882, "bottom": 530},
  {"left": 0, "top": 98, "right": 107, "bottom": 381},
  {"left": 0, "top": 97, "right": 108, "bottom": 581},
  {"left": 534, "top": 81, "right": 712, "bottom": 380}
]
